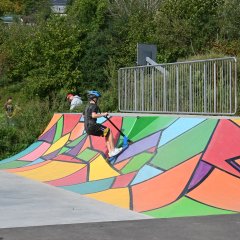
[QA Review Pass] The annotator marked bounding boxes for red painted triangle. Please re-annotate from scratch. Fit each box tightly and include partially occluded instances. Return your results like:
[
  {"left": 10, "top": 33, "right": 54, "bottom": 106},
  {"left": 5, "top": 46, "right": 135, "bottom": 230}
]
[
  {"left": 203, "top": 120, "right": 240, "bottom": 176},
  {"left": 62, "top": 114, "right": 81, "bottom": 135}
]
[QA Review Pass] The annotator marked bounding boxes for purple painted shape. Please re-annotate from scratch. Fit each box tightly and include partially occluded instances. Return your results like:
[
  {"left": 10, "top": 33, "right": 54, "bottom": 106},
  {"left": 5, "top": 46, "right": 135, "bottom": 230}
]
[
  {"left": 188, "top": 161, "right": 213, "bottom": 190},
  {"left": 229, "top": 160, "right": 240, "bottom": 172},
  {"left": 67, "top": 137, "right": 87, "bottom": 156},
  {"left": 115, "top": 131, "right": 161, "bottom": 164},
  {"left": 38, "top": 124, "right": 56, "bottom": 143},
  {"left": 42, "top": 149, "right": 60, "bottom": 160}
]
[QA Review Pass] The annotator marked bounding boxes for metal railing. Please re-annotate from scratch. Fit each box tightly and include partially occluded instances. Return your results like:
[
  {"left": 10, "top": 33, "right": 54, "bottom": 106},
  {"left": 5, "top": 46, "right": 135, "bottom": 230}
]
[{"left": 118, "top": 57, "right": 237, "bottom": 115}]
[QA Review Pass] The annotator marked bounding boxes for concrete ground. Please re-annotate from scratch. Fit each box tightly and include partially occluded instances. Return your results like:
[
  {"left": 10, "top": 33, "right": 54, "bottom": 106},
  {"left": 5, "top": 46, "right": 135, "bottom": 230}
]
[
  {"left": 0, "top": 171, "right": 151, "bottom": 229},
  {"left": 0, "top": 171, "right": 239, "bottom": 240},
  {"left": 0, "top": 214, "right": 239, "bottom": 240}
]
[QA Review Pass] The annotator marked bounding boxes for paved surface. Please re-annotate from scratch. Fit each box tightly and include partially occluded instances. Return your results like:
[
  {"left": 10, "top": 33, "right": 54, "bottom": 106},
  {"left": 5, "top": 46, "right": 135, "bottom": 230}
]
[
  {"left": 0, "top": 171, "right": 239, "bottom": 240},
  {"left": 0, "top": 171, "right": 151, "bottom": 229},
  {"left": 0, "top": 214, "right": 239, "bottom": 240}
]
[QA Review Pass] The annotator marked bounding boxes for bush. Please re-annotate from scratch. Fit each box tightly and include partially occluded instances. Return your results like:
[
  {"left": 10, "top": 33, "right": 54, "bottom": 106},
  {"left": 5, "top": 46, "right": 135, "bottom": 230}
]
[{"left": 0, "top": 94, "right": 70, "bottom": 160}]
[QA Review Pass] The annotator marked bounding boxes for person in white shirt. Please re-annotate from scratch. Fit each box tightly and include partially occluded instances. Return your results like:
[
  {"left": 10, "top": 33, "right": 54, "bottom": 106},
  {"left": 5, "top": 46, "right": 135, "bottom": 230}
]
[{"left": 67, "top": 94, "right": 83, "bottom": 110}]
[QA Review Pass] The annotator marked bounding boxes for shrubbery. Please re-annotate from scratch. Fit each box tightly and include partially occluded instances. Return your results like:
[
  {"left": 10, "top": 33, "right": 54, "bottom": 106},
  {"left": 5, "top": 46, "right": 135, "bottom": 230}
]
[{"left": 0, "top": 0, "right": 240, "bottom": 159}]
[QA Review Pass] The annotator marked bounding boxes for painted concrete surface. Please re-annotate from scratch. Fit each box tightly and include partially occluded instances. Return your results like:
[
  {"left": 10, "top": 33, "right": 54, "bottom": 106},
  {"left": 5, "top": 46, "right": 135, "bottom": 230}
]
[
  {"left": 0, "top": 171, "right": 151, "bottom": 229},
  {"left": 0, "top": 113, "right": 239, "bottom": 222}
]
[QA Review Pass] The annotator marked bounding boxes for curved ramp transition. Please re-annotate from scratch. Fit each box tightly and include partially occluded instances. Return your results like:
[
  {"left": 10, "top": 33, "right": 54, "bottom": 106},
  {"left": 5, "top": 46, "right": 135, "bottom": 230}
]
[{"left": 0, "top": 113, "right": 239, "bottom": 218}]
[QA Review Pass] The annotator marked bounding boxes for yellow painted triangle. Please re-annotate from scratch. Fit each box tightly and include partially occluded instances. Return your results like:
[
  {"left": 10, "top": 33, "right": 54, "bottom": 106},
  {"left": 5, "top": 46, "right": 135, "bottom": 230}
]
[
  {"left": 86, "top": 188, "right": 130, "bottom": 209},
  {"left": 231, "top": 118, "right": 240, "bottom": 127},
  {"left": 89, "top": 155, "right": 120, "bottom": 181},
  {"left": 15, "top": 161, "right": 85, "bottom": 182},
  {"left": 43, "top": 134, "right": 70, "bottom": 156}
]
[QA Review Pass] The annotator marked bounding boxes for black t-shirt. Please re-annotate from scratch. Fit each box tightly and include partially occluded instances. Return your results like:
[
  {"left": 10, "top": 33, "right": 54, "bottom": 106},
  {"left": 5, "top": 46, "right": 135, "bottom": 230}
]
[{"left": 84, "top": 103, "right": 100, "bottom": 131}]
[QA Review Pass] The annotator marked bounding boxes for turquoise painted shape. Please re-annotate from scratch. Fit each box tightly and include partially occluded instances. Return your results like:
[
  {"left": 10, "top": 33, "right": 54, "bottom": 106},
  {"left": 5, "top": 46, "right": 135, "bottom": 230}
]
[
  {"left": 131, "top": 165, "right": 163, "bottom": 185},
  {"left": 81, "top": 115, "right": 106, "bottom": 124},
  {"left": 25, "top": 158, "right": 45, "bottom": 166},
  {"left": 0, "top": 141, "right": 43, "bottom": 163},
  {"left": 61, "top": 177, "right": 115, "bottom": 194},
  {"left": 158, "top": 118, "right": 206, "bottom": 147},
  {"left": 97, "top": 117, "right": 107, "bottom": 124}
]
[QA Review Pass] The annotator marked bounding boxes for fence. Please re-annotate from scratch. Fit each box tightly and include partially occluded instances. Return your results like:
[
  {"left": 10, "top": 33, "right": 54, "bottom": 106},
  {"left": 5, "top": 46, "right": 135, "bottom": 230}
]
[{"left": 118, "top": 57, "right": 237, "bottom": 115}]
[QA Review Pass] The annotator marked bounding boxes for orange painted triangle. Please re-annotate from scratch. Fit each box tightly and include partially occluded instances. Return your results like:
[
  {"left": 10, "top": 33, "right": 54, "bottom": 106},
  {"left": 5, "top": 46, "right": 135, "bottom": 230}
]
[
  {"left": 114, "top": 158, "right": 131, "bottom": 170},
  {"left": 147, "top": 146, "right": 157, "bottom": 153}
]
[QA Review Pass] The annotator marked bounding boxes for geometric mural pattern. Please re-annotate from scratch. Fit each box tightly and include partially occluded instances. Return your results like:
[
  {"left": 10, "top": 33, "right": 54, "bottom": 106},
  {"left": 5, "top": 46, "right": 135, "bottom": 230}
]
[{"left": 0, "top": 113, "right": 239, "bottom": 218}]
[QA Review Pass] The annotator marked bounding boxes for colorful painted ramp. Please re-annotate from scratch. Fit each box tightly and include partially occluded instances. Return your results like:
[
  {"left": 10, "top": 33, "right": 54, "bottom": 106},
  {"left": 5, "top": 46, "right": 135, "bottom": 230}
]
[{"left": 0, "top": 113, "right": 239, "bottom": 218}]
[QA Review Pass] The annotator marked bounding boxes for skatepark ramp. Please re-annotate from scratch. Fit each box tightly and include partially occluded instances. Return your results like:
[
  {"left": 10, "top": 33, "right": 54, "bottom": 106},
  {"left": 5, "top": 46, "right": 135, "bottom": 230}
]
[{"left": 0, "top": 113, "right": 239, "bottom": 218}]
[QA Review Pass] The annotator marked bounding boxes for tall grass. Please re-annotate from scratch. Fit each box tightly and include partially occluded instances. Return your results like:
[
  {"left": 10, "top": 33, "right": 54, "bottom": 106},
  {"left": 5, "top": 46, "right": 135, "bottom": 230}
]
[{"left": 0, "top": 93, "right": 69, "bottom": 160}]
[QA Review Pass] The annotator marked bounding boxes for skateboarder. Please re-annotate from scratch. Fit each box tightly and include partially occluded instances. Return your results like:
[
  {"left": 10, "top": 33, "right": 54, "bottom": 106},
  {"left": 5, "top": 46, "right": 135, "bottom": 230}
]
[{"left": 84, "top": 90, "right": 122, "bottom": 157}]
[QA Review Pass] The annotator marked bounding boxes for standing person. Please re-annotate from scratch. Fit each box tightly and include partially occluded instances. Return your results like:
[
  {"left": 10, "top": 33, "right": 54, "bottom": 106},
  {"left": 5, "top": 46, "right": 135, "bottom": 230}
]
[
  {"left": 67, "top": 93, "right": 83, "bottom": 111},
  {"left": 4, "top": 97, "right": 14, "bottom": 125},
  {"left": 84, "top": 90, "right": 122, "bottom": 157}
]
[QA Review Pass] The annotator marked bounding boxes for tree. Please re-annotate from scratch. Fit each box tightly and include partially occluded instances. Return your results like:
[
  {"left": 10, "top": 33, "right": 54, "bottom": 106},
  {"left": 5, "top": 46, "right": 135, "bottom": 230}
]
[
  {"left": 107, "top": 0, "right": 160, "bottom": 67},
  {"left": 0, "top": 0, "right": 23, "bottom": 15},
  {"left": 21, "top": 0, "right": 51, "bottom": 19},
  {"left": 218, "top": 0, "right": 240, "bottom": 40},
  {"left": 67, "top": 0, "right": 113, "bottom": 90},
  {"left": 154, "top": 0, "right": 223, "bottom": 62}
]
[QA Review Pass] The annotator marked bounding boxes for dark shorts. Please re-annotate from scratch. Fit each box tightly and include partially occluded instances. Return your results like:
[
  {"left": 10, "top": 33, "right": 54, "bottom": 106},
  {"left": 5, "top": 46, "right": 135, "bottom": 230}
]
[{"left": 87, "top": 124, "right": 110, "bottom": 137}]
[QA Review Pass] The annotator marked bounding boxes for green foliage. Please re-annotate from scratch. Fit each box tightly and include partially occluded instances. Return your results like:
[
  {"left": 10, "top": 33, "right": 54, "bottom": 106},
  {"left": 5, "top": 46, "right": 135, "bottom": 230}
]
[
  {"left": 0, "top": 125, "right": 22, "bottom": 158},
  {"left": 24, "top": 16, "right": 85, "bottom": 98},
  {"left": 154, "top": 0, "right": 224, "bottom": 62},
  {"left": 0, "top": 93, "right": 69, "bottom": 160},
  {"left": 0, "top": 0, "right": 22, "bottom": 15},
  {"left": 67, "top": 0, "right": 113, "bottom": 90},
  {"left": 217, "top": 0, "right": 240, "bottom": 40},
  {"left": 1, "top": 0, "right": 240, "bottom": 160},
  {"left": 98, "top": 58, "right": 119, "bottom": 112}
]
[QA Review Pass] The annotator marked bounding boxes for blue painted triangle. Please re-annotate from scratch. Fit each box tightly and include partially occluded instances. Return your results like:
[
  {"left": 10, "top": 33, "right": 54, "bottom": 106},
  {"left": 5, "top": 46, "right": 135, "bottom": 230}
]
[{"left": 131, "top": 165, "right": 163, "bottom": 185}]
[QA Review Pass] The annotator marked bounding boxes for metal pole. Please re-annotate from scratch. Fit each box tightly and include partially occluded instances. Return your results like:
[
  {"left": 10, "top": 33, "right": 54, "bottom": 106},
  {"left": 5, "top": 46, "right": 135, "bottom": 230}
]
[
  {"left": 163, "top": 67, "right": 167, "bottom": 111},
  {"left": 229, "top": 62, "right": 232, "bottom": 113},
  {"left": 203, "top": 63, "right": 207, "bottom": 113},
  {"left": 152, "top": 68, "right": 155, "bottom": 111},
  {"left": 176, "top": 65, "right": 179, "bottom": 112},
  {"left": 214, "top": 62, "right": 217, "bottom": 113},
  {"left": 141, "top": 68, "right": 144, "bottom": 111},
  {"left": 189, "top": 64, "right": 192, "bottom": 112},
  {"left": 134, "top": 69, "right": 137, "bottom": 111}
]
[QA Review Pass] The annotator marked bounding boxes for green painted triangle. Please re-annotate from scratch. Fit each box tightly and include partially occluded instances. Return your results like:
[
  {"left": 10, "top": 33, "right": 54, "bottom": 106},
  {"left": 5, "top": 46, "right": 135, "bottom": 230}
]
[
  {"left": 53, "top": 116, "right": 64, "bottom": 143},
  {"left": 122, "top": 152, "right": 154, "bottom": 174},
  {"left": 67, "top": 134, "right": 86, "bottom": 147},
  {"left": 143, "top": 196, "right": 237, "bottom": 218},
  {"left": 132, "top": 116, "right": 177, "bottom": 141},
  {"left": 0, "top": 161, "right": 29, "bottom": 169},
  {"left": 58, "top": 147, "right": 70, "bottom": 155},
  {"left": 118, "top": 117, "right": 137, "bottom": 146},
  {"left": 76, "top": 148, "right": 98, "bottom": 162},
  {"left": 151, "top": 119, "right": 218, "bottom": 170},
  {"left": 128, "top": 117, "right": 159, "bottom": 141}
]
